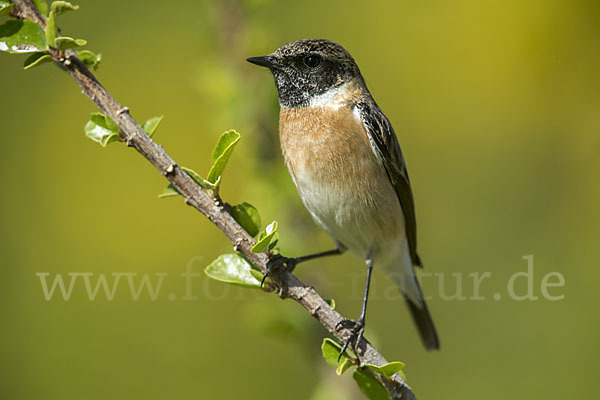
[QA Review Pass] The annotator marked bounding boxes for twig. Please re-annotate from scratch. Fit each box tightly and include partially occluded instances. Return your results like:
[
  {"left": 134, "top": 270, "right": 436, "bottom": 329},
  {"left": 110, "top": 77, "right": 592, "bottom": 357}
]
[{"left": 11, "top": 1, "right": 417, "bottom": 398}]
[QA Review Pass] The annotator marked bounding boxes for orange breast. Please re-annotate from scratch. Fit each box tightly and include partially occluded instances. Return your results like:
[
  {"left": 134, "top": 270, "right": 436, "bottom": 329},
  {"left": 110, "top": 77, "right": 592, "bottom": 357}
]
[
  {"left": 279, "top": 104, "right": 405, "bottom": 253},
  {"left": 280, "top": 105, "right": 377, "bottom": 185}
]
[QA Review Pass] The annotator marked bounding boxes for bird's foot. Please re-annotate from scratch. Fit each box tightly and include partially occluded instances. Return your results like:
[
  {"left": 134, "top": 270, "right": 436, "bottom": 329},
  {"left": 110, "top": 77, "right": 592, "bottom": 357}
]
[
  {"left": 335, "top": 317, "right": 365, "bottom": 362},
  {"left": 260, "top": 254, "right": 299, "bottom": 287}
]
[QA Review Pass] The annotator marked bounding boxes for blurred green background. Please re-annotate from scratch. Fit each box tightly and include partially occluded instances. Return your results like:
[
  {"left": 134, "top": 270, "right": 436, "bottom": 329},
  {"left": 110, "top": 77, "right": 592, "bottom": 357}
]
[{"left": 1, "top": 0, "right": 598, "bottom": 399}]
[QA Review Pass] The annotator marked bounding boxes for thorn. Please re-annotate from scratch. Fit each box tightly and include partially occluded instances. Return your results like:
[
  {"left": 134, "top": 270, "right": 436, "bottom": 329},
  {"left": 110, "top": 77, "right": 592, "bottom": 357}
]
[
  {"left": 64, "top": 58, "right": 72, "bottom": 67},
  {"left": 126, "top": 137, "right": 135, "bottom": 147},
  {"left": 117, "top": 107, "right": 130, "bottom": 116},
  {"left": 184, "top": 197, "right": 192, "bottom": 205}
]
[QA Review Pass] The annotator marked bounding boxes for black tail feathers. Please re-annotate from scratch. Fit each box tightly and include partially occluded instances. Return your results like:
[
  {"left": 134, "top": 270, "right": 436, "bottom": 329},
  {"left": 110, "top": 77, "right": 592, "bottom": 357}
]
[{"left": 405, "top": 295, "right": 440, "bottom": 351}]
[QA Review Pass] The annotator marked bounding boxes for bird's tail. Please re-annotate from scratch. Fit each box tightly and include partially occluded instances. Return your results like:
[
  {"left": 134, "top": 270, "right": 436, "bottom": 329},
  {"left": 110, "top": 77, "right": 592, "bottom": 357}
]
[
  {"left": 381, "top": 238, "right": 440, "bottom": 350},
  {"left": 404, "top": 290, "right": 440, "bottom": 351}
]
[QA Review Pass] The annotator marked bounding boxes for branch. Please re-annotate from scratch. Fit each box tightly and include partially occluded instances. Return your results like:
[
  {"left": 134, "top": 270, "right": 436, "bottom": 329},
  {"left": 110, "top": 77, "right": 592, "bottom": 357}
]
[{"left": 11, "top": 1, "right": 417, "bottom": 398}]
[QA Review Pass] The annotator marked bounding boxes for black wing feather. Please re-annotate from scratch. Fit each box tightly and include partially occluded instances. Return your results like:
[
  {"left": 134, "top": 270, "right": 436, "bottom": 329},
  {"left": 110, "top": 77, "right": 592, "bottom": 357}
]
[{"left": 356, "top": 101, "right": 422, "bottom": 267}]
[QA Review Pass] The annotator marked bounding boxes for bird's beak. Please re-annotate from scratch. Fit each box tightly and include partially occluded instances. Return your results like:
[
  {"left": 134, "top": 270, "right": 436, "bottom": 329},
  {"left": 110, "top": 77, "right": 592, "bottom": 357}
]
[{"left": 246, "top": 55, "right": 278, "bottom": 69}]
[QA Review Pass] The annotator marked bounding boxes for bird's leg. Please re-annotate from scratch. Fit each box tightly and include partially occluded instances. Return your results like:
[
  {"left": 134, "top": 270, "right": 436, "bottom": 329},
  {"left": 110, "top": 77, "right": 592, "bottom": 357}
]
[
  {"left": 260, "top": 248, "right": 343, "bottom": 287},
  {"left": 336, "top": 257, "right": 374, "bottom": 361},
  {"left": 290, "top": 248, "right": 344, "bottom": 268}
]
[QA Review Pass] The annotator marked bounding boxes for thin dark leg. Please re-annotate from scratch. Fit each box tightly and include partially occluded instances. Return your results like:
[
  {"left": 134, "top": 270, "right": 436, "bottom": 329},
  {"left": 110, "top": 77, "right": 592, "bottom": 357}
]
[
  {"left": 337, "top": 257, "right": 374, "bottom": 361},
  {"left": 293, "top": 248, "right": 343, "bottom": 265},
  {"left": 357, "top": 258, "right": 374, "bottom": 323},
  {"left": 260, "top": 248, "right": 343, "bottom": 287}
]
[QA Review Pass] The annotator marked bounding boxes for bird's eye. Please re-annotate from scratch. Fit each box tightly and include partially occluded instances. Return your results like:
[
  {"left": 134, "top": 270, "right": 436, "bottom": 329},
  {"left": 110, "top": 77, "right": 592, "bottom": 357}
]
[{"left": 304, "top": 54, "right": 321, "bottom": 68}]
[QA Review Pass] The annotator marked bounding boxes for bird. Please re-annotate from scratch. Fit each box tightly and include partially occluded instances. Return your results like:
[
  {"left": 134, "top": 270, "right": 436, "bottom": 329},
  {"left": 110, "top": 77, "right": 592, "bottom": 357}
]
[{"left": 247, "top": 39, "right": 439, "bottom": 356}]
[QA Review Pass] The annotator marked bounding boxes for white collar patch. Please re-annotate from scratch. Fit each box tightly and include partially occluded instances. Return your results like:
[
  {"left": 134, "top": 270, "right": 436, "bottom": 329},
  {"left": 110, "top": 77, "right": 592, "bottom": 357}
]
[{"left": 308, "top": 83, "right": 350, "bottom": 110}]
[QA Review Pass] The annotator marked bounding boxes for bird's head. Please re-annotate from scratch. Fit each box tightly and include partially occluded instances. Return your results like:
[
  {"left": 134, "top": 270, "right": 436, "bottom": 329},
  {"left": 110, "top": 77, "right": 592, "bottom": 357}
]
[{"left": 247, "top": 39, "right": 362, "bottom": 108}]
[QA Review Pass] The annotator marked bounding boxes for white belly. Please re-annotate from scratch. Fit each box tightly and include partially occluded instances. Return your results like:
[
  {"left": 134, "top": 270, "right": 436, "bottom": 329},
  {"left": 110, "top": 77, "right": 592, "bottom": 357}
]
[{"left": 292, "top": 163, "right": 404, "bottom": 258}]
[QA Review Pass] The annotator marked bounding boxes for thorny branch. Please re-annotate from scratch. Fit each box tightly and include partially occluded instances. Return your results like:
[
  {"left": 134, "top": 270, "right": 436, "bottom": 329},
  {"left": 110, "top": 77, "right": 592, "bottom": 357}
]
[{"left": 11, "top": 1, "right": 417, "bottom": 398}]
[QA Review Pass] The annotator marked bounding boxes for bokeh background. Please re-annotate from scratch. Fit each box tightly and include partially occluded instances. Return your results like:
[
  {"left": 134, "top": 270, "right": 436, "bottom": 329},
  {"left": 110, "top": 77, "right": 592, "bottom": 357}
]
[{"left": 1, "top": 0, "right": 598, "bottom": 399}]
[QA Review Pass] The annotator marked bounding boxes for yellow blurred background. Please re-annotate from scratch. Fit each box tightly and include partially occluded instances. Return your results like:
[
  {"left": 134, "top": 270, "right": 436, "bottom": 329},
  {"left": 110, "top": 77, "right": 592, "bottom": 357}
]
[{"left": 1, "top": 0, "right": 598, "bottom": 399}]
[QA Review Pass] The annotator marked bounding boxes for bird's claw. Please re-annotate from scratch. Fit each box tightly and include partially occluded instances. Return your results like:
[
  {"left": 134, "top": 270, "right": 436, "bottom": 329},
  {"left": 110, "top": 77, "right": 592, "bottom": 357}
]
[
  {"left": 336, "top": 318, "right": 365, "bottom": 362},
  {"left": 260, "top": 254, "right": 299, "bottom": 287}
]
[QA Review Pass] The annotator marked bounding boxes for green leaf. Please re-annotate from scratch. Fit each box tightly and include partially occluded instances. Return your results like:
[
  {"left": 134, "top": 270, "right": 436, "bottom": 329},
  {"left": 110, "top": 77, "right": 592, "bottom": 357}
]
[
  {"left": 251, "top": 221, "right": 277, "bottom": 253},
  {"left": 206, "top": 130, "right": 240, "bottom": 185},
  {"left": 84, "top": 112, "right": 121, "bottom": 147},
  {"left": 322, "top": 338, "right": 354, "bottom": 375},
  {"left": 45, "top": 11, "right": 57, "bottom": 48},
  {"left": 55, "top": 36, "right": 86, "bottom": 50},
  {"left": 365, "top": 362, "right": 406, "bottom": 380},
  {"left": 76, "top": 49, "right": 101, "bottom": 70},
  {"left": 352, "top": 368, "right": 391, "bottom": 400},
  {"left": 204, "top": 253, "right": 261, "bottom": 288},
  {"left": 180, "top": 166, "right": 213, "bottom": 190},
  {"left": 0, "top": 2, "right": 14, "bottom": 16},
  {"left": 249, "top": 268, "right": 263, "bottom": 282},
  {"left": 142, "top": 115, "right": 164, "bottom": 138},
  {"left": 267, "top": 237, "right": 279, "bottom": 251},
  {"left": 321, "top": 337, "right": 358, "bottom": 376},
  {"left": 158, "top": 184, "right": 179, "bottom": 198},
  {"left": 230, "top": 202, "right": 261, "bottom": 237},
  {"left": 32, "top": 0, "right": 49, "bottom": 16},
  {"left": 325, "top": 298, "right": 336, "bottom": 310},
  {"left": 0, "top": 20, "right": 47, "bottom": 54},
  {"left": 50, "top": 1, "right": 79, "bottom": 15},
  {"left": 23, "top": 52, "right": 52, "bottom": 70},
  {"left": 336, "top": 357, "right": 353, "bottom": 376},
  {"left": 321, "top": 338, "right": 344, "bottom": 367}
]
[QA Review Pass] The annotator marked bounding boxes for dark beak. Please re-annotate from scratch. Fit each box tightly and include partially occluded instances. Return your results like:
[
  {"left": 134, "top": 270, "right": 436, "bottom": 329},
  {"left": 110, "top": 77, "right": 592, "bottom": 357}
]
[{"left": 246, "top": 55, "right": 277, "bottom": 69}]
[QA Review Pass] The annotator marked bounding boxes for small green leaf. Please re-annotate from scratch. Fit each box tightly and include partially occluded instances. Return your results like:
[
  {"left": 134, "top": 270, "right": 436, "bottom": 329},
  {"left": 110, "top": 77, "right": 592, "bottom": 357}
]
[
  {"left": 55, "top": 36, "right": 86, "bottom": 50},
  {"left": 45, "top": 11, "right": 57, "bottom": 48},
  {"left": 180, "top": 166, "right": 213, "bottom": 190},
  {"left": 0, "top": 2, "right": 14, "bottom": 16},
  {"left": 267, "top": 237, "right": 279, "bottom": 251},
  {"left": 158, "top": 184, "right": 179, "bottom": 198},
  {"left": 205, "top": 253, "right": 261, "bottom": 288},
  {"left": 336, "top": 357, "right": 353, "bottom": 376},
  {"left": 325, "top": 298, "right": 336, "bottom": 310},
  {"left": 0, "top": 20, "right": 47, "bottom": 53},
  {"left": 321, "top": 338, "right": 344, "bottom": 367},
  {"left": 32, "top": 0, "right": 49, "bottom": 16},
  {"left": 23, "top": 52, "right": 52, "bottom": 70},
  {"left": 50, "top": 1, "right": 79, "bottom": 15},
  {"left": 365, "top": 362, "right": 406, "bottom": 380},
  {"left": 206, "top": 130, "right": 240, "bottom": 185},
  {"left": 106, "top": 118, "right": 119, "bottom": 133},
  {"left": 352, "top": 368, "right": 391, "bottom": 400},
  {"left": 84, "top": 112, "right": 121, "bottom": 147},
  {"left": 322, "top": 338, "right": 355, "bottom": 375},
  {"left": 76, "top": 49, "right": 101, "bottom": 70},
  {"left": 230, "top": 202, "right": 261, "bottom": 237},
  {"left": 251, "top": 221, "right": 277, "bottom": 253},
  {"left": 249, "top": 268, "right": 263, "bottom": 282},
  {"left": 142, "top": 115, "right": 164, "bottom": 138}
]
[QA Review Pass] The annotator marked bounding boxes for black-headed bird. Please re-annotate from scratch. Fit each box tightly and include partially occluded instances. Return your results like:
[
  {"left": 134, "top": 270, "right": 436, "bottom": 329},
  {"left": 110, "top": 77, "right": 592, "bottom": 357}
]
[{"left": 248, "top": 39, "right": 439, "bottom": 356}]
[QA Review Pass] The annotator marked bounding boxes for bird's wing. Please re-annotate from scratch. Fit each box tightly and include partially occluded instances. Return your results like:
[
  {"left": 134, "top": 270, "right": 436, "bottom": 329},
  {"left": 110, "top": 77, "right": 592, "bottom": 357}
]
[{"left": 356, "top": 101, "right": 422, "bottom": 267}]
